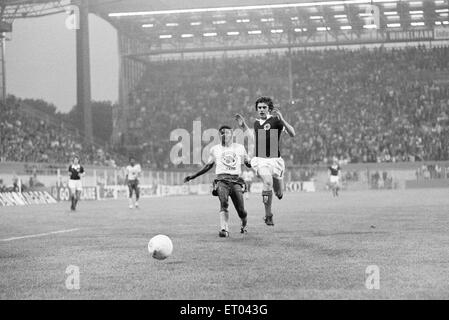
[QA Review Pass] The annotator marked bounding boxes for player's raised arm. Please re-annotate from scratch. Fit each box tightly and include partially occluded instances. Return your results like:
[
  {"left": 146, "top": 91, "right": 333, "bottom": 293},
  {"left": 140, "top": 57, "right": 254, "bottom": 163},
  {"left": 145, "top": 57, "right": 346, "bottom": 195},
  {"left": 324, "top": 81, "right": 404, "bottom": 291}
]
[
  {"left": 272, "top": 108, "right": 295, "bottom": 137},
  {"left": 235, "top": 113, "right": 255, "bottom": 158},
  {"left": 235, "top": 113, "right": 250, "bottom": 131}
]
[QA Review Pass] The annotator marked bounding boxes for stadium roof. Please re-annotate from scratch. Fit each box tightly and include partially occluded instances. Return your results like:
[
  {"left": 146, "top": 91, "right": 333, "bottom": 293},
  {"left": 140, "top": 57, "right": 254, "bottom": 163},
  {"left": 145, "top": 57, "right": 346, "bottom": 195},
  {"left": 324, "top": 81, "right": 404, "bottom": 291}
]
[
  {"left": 2, "top": 1, "right": 449, "bottom": 54},
  {"left": 97, "top": 1, "right": 449, "bottom": 55},
  {"left": 91, "top": 0, "right": 308, "bottom": 13},
  {"left": 0, "top": 0, "right": 314, "bottom": 18}
]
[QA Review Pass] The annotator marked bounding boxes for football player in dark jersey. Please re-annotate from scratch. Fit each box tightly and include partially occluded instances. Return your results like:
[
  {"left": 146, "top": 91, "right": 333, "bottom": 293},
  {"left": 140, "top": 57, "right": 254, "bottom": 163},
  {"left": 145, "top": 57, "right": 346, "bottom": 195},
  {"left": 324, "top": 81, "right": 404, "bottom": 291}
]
[
  {"left": 328, "top": 157, "right": 341, "bottom": 197},
  {"left": 235, "top": 96, "right": 295, "bottom": 226},
  {"left": 68, "top": 155, "right": 85, "bottom": 211}
]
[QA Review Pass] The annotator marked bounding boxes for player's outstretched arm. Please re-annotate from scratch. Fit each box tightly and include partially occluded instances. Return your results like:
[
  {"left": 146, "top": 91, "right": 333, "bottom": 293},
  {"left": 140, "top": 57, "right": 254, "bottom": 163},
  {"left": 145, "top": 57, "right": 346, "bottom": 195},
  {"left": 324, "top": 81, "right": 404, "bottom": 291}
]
[
  {"left": 272, "top": 109, "right": 295, "bottom": 137},
  {"left": 243, "top": 149, "right": 252, "bottom": 168},
  {"left": 184, "top": 162, "right": 214, "bottom": 183}
]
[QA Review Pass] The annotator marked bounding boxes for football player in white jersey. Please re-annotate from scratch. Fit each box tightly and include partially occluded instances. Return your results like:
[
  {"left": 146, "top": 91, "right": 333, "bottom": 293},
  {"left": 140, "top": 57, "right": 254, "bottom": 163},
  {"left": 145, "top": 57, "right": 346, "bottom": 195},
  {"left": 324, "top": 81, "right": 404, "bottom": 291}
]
[
  {"left": 184, "top": 125, "right": 252, "bottom": 237},
  {"left": 125, "top": 156, "right": 142, "bottom": 209}
]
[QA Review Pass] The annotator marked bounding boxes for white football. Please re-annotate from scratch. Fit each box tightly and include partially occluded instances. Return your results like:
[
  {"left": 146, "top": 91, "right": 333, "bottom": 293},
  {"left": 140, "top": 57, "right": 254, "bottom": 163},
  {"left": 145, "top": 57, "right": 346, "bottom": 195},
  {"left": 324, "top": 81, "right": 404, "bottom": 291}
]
[{"left": 148, "top": 234, "right": 173, "bottom": 260}]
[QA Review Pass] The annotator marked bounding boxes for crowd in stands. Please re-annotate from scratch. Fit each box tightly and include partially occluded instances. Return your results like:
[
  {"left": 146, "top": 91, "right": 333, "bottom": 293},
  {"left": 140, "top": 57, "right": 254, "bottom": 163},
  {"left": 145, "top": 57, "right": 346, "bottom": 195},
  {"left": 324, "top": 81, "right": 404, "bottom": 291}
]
[
  {"left": 1, "top": 45, "right": 449, "bottom": 169},
  {"left": 128, "top": 45, "right": 449, "bottom": 167},
  {"left": 0, "top": 96, "right": 123, "bottom": 166}
]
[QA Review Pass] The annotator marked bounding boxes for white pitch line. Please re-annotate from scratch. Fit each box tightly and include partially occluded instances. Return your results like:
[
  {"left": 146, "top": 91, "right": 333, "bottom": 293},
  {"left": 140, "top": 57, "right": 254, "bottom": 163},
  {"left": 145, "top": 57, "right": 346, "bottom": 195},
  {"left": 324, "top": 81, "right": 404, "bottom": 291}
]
[{"left": 0, "top": 228, "right": 81, "bottom": 242}]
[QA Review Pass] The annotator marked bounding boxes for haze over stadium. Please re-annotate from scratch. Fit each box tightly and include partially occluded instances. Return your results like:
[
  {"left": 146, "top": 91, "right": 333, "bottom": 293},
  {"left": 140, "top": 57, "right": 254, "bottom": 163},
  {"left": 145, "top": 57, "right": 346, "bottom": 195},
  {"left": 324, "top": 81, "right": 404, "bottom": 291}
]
[{"left": 1, "top": 0, "right": 449, "bottom": 304}]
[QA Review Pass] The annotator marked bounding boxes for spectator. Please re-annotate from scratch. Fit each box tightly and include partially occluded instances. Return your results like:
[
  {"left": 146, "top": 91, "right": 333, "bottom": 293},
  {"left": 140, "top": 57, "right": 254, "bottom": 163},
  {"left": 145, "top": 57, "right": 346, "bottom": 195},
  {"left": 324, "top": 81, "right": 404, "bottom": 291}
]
[{"left": 124, "top": 45, "right": 449, "bottom": 168}]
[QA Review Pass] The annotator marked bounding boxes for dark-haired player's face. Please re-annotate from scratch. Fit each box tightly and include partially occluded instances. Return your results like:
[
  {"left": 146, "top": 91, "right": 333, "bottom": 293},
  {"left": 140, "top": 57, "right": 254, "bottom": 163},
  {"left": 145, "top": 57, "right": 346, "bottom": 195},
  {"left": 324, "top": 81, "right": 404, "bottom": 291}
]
[
  {"left": 220, "top": 129, "right": 233, "bottom": 145},
  {"left": 257, "top": 103, "right": 269, "bottom": 119},
  {"left": 73, "top": 157, "right": 79, "bottom": 164},
  {"left": 130, "top": 158, "right": 135, "bottom": 166}
]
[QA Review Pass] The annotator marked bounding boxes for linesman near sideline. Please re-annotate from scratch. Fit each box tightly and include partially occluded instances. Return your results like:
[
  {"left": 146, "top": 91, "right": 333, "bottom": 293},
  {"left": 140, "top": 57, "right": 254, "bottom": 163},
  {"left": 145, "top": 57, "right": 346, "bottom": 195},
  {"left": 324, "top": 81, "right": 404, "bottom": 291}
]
[
  {"left": 236, "top": 96, "right": 295, "bottom": 226},
  {"left": 125, "top": 157, "right": 142, "bottom": 209},
  {"left": 184, "top": 125, "right": 251, "bottom": 237},
  {"left": 68, "top": 155, "right": 85, "bottom": 211}
]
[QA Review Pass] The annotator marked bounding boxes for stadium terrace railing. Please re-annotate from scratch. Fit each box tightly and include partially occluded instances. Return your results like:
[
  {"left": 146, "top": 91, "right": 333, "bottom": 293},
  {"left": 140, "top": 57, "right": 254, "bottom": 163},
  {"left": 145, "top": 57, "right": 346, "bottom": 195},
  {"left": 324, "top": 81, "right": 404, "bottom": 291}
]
[{"left": 3, "top": 161, "right": 449, "bottom": 197}]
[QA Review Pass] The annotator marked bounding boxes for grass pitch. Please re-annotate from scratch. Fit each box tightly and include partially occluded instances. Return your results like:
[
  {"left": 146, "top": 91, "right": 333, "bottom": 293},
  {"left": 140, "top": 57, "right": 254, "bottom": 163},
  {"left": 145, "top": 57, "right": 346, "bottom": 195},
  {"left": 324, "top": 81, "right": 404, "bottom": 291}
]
[{"left": 1, "top": 189, "right": 449, "bottom": 299}]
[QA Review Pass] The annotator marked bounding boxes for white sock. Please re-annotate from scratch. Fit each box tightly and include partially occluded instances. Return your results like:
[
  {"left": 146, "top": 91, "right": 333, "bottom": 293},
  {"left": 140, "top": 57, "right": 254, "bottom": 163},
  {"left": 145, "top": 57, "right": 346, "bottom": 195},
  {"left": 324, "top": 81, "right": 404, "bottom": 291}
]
[
  {"left": 223, "top": 211, "right": 229, "bottom": 231},
  {"left": 129, "top": 198, "right": 133, "bottom": 207},
  {"left": 219, "top": 211, "right": 229, "bottom": 231}
]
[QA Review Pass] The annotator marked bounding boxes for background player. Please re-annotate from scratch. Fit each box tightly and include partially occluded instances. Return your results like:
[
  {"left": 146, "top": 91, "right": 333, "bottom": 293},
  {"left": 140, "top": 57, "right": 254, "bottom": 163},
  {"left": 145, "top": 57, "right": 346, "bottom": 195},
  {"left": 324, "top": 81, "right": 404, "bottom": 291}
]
[
  {"left": 68, "top": 155, "right": 85, "bottom": 211},
  {"left": 184, "top": 125, "right": 251, "bottom": 237},
  {"left": 235, "top": 96, "right": 295, "bottom": 226},
  {"left": 125, "top": 156, "right": 142, "bottom": 209},
  {"left": 328, "top": 157, "right": 341, "bottom": 197},
  {"left": 242, "top": 168, "right": 254, "bottom": 200}
]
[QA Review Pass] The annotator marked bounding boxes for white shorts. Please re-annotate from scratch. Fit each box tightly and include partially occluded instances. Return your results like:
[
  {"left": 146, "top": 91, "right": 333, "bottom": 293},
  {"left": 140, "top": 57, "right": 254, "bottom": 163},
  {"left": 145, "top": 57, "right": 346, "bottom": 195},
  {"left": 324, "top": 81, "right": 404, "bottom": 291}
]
[
  {"left": 330, "top": 175, "right": 340, "bottom": 184},
  {"left": 250, "top": 157, "right": 285, "bottom": 179},
  {"left": 68, "top": 179, "right": 83, "bottom": 191}
]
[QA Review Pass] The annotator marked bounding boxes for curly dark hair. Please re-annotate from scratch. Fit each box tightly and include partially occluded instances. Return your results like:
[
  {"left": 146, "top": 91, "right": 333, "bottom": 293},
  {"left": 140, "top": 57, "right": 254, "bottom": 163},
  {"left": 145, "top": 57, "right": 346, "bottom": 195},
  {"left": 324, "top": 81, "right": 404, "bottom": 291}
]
[{"left": 255, "top": 96, "right": 274, "bottom": 111}]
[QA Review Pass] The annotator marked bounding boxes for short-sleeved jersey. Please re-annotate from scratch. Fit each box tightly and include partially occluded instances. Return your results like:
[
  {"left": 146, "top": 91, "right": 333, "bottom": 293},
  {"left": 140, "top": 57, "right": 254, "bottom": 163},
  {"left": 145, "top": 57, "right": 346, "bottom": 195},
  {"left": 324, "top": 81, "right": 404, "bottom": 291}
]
[
  {"left": 329, "top": 164, "right": 341, "bottom": 176},
  {"left": 242, "top": 170, "right": 255, "bottom": 182},
  {"left": 254, "top": 115, "right": 284, "bottom": 158},
  {"left": 126, "top": 164, "right": 142, "bottom": 181},
  {"left": 209, "top": 143, "right": 247, "bottom": 175},
  {"left": 68, "top": 164, "right": 84, "bottom": 180}
]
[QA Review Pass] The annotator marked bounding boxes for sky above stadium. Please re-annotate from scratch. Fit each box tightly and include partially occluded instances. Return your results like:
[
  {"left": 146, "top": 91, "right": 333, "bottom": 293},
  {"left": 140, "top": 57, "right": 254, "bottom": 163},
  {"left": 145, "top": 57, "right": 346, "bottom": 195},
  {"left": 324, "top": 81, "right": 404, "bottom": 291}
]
[{"left": 6, "top": 13, "right": 118, "bottom": 113}]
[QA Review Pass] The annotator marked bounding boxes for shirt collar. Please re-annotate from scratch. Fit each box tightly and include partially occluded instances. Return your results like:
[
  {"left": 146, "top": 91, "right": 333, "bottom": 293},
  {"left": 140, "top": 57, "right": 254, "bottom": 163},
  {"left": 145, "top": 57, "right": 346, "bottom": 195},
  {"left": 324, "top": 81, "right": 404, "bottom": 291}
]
[{"left": 258, "top": 115, "right": 272, "bottom": 125}]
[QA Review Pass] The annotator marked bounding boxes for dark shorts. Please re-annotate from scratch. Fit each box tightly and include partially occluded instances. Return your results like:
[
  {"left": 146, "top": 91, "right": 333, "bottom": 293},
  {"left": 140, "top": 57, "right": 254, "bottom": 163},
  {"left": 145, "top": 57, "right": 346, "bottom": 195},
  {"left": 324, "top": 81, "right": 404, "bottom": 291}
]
[
  {"left": 212, "top": 174, "right": 247, "bottom": 218},
  {"left": 128, "top": 180, "right": 139, "bottom": 191}
]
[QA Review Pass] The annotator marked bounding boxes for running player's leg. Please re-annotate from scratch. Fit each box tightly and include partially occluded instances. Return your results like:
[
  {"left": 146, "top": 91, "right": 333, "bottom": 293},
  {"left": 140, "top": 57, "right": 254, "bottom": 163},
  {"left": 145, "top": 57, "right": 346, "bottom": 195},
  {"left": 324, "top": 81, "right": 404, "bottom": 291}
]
[
  {"left": 273, "top": 177, "right": 284, "bottom": 200},
  {"left": 69, "top": 186, "right": 76, "bottom": 210},
  {"left": 128, "top": 181, "right": 134, "bottom": 208},
  {"left": 272, "top": 158, "right": 285, "bottom": 200},
  {"left": 134, "top": 182, "right": 140, "bottom": 208},
  {"left": 229, "top": 183, "right": 248, "bottom": 233},
  {"left": 74, "top": 183, "right": 82, "bottom": 210},
  {"left": 258, "top": 166, "right": 274, "bottom": 225},
  {"left": 217, "top": 181, "right": 231, "bottom": 237},
  {"left": 330, "top": 176, "right": 336, "bottom": 197}
]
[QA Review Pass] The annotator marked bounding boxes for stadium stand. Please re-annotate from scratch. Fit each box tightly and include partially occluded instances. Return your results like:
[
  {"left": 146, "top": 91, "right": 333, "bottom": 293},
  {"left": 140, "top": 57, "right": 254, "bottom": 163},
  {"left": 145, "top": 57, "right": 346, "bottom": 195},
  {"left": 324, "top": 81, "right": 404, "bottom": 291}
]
[
  {"left": 0, "top": 95, "right": 125, "bottom": 166},
  {"left": 1, "top": 46, "right": 448, "bottom": 168},
  {"left": 128, "top": 45, "right": 449, "bottom": 167}
]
